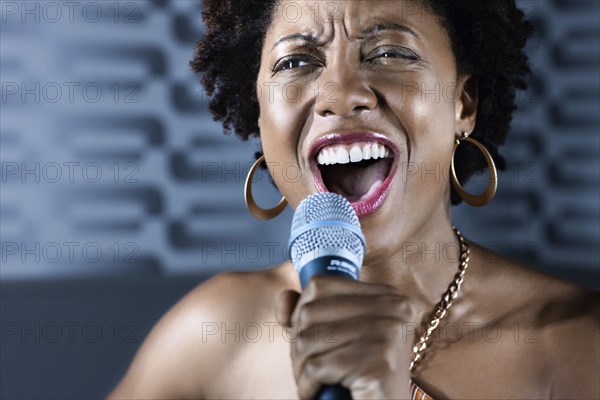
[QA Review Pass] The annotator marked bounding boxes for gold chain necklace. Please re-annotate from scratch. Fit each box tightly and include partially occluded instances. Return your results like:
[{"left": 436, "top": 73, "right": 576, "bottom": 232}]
[{"left": 409, "top": 225, "right": 471, "bottom": 372}]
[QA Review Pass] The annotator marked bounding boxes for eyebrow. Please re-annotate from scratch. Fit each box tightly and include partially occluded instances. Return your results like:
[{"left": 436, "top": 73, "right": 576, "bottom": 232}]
[
  {"left": 272, "top": 33, "right": 320, "bottom": 50},
  {"left": 360, "top": 23, "right": 419, "bottom": 39},
  {"left": 271, "top": 22, "right": 418, "bottom": 50}
]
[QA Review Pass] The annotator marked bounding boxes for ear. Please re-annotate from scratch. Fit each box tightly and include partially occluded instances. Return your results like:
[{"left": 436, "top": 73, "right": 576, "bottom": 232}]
[{"left": 455, "top": 74, "right": 478, "bottom": 134}]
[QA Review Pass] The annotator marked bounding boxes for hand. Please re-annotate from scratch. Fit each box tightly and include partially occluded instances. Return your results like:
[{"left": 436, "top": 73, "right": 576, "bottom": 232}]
[{"left": 275, "top": 275, "right": 414, "bottom": 400}]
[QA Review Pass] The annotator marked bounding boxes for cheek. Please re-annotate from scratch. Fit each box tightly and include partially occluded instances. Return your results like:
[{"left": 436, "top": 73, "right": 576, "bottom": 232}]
[
  {"left": 390, "top": 78, "right": 456, "bottom": 139},
  {"left": 384, "top": 77, "right": 457, "bottom": 192},
  {"left": 403, "top": 77, "right": 454, "bottom": 139},
  {"left": 257, "top": 86, "right": 309, "bottom": 207}
]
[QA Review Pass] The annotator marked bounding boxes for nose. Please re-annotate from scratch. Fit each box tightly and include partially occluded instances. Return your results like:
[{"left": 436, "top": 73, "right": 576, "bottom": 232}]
[{"left": 314, "top": 65, "right": 377, "bottom": 118}]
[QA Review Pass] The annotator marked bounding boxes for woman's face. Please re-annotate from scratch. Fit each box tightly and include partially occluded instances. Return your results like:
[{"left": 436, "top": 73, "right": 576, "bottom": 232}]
[{"left": 256, "top": 0, "right": 477, "bottom": 261}]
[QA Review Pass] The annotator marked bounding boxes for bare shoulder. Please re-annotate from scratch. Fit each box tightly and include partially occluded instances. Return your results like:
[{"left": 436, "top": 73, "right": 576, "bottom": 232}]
[
  {"left": 472, "top": 242, "right": 600, "bottom": 398},
  {"left": 108, "top": 262, "right": 299, "bottom": 399},
  {"left": 536, "top": 277, "right": 600, "bottom": 399},
  {"left": 471, "top": 241, "right": 598, "bottom": 310}
]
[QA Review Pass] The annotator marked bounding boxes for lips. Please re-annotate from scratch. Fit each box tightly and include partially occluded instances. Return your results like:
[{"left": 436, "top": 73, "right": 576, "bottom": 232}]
[{"left": 308, "top": 132, "right": 398, "bottom": 217}]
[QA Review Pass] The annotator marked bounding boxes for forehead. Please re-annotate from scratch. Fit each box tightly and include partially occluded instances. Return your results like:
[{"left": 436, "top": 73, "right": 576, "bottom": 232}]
[{"left": 266, "top": 0, "right": 447, "bottom": 45}]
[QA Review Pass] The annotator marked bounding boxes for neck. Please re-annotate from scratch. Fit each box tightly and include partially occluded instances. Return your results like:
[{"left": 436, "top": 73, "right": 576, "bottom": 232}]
[{"left": 360, "top": 210, "right": 466, "bottom": 328}]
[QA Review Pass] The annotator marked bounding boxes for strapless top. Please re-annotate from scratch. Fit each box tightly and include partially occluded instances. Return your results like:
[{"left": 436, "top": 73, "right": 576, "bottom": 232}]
[{"left": 410, "top": 380, "right": 434, "bottom": 400}]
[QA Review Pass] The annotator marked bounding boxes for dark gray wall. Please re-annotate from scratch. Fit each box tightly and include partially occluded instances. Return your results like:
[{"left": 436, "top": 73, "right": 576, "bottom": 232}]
[{"left": 1, "top": 0, "right": 598, "bottom": 398}]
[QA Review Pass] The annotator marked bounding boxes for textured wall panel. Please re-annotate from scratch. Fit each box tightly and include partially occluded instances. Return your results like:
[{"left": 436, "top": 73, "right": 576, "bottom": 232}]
[{"left": 1, "top": 0, "right": 598, "bottom": 289}]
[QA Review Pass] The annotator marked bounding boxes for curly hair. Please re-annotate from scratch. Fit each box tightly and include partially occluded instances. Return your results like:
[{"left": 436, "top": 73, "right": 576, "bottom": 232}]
[{"left": 190, "top": 0, "right": 534, "bottom": 205}]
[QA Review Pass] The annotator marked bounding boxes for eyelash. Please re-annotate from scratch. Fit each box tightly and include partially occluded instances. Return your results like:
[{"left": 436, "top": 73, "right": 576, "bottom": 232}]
[
  {"left": 272, "top": 54, "right": 321, "bottom": 74},
  {"left": 366, "top": 46, "right": 422, "bottom": 64}
]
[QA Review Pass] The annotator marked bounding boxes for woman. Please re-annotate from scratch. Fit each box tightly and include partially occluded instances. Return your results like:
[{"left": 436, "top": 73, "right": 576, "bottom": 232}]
[{"left": 109, "top": 1, "right": 599, "bottom": 398}]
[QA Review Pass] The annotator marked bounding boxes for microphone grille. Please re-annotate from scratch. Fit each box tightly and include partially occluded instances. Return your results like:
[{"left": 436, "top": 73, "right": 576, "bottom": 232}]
[
  {"left": 292, "top": 192, "right": 360, "bottom": 227},
  {"left": 288, "top": 192, "right": 365, "bottom": 266}
]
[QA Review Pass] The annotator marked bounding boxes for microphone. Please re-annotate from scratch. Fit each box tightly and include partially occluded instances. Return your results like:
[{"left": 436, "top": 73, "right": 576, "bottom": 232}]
[{"left": 288, "top": 192, "right": 366, "bottom": 400}]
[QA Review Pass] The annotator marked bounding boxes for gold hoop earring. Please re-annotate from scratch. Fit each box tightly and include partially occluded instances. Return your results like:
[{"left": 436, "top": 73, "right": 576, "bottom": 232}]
[
  {"left": 450, "top": 132, "right": 498, "bottom": 207},
  {"left": 244, "top": 154, "right": 288, "bottom": 220}
]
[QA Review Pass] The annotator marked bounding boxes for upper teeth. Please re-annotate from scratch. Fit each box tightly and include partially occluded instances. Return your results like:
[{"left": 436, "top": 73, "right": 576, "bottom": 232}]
[{"left": 316, "top": 142, "right": 393, "bottom": 165}]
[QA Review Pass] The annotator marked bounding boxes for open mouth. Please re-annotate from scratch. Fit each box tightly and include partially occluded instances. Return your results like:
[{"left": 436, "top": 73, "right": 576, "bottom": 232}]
[{"left": 310, "top": 135, "right": 398, "bottom": 217}]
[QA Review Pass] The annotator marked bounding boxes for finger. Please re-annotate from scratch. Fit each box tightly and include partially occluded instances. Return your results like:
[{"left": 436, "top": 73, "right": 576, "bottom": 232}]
[
  {"left": 292, "top": 316, "right": 402, "bottom": 380},
  {"left": 303, "top": 275, "right": 394, "bottom": 302},
  {"left": 291, "top": 293, "right": 412, "bottom": 329},
  {"left": 296, "top": 337, "right": 409, "bottom": 400},
  {"left": 292, "top": 276, "right": 398, "bottom": 324},
  {"left": 295, "top": 339, "right": 380, "bottom": 400},
  {"left": 275, "top": 289, "right": 301, "bottom": 327},
  {"left": 296, "top": 347, "right": 347, "bottom": 400}
]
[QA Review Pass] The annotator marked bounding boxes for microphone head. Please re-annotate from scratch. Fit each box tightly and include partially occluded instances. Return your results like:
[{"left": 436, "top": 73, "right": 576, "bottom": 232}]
[{"left": 288, "top": 192, "right": 365, "bottom": 273}]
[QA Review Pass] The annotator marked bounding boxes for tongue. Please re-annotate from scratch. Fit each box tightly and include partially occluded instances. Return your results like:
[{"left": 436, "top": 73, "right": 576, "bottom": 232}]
[{"left": 320, "top": 159, "right": 392, "bottom": 203}]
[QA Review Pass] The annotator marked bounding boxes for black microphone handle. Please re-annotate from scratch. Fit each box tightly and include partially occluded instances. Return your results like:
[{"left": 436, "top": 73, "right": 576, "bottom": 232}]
[
  {"left": 298, "top": 256, "right": 358, "bottom": 400},
  {"left": 316, "top": 385, "right": 352, "bottom": 400}
]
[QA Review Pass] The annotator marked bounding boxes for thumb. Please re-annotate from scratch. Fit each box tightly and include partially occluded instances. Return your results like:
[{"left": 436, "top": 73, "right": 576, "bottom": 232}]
[{"left": 275, "top": 290, "right": 301, "bottom": 327}]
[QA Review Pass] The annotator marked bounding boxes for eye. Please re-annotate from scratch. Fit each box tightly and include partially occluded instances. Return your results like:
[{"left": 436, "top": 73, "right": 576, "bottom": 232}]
[
  {"left": 366, "top": 46, "right": 422, "bottom": 64},
  {"left": 272, "top": 55, "right": 322, "bottom": 74}
]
